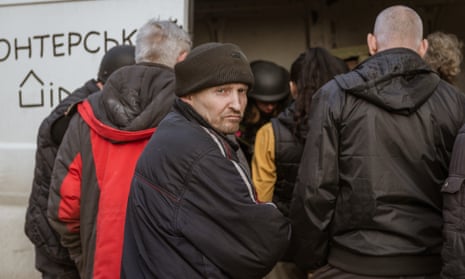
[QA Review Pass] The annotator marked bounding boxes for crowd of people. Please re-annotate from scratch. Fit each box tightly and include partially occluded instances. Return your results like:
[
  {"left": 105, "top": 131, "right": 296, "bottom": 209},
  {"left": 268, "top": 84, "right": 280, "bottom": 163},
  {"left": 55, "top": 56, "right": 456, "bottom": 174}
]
[{"left": 24, "top": 4, "right": 465, "bottom": 279}]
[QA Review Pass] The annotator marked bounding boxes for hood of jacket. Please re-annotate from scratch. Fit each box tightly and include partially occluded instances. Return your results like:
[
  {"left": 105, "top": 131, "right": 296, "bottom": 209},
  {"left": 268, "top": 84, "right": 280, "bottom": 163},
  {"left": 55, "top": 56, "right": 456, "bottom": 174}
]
[
  {"left": 89, "top": 63, "right": 175, "bottom": 131},
  {"left": 334, "top": 48, "right": 441, "bottom": 115},
  {"left": 77, "top": 63, "right": 176, "bottom": 143},
  {"left": 87, "top": 62, "right": 176, "bottom": 131}
]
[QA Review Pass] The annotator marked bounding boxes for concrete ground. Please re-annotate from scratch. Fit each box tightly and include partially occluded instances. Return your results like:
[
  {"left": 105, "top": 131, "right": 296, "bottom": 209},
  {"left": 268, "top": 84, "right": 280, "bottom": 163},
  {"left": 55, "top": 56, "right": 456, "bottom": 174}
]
[{"left": 0, "top": 196, "right": 41, "bottom": 279}]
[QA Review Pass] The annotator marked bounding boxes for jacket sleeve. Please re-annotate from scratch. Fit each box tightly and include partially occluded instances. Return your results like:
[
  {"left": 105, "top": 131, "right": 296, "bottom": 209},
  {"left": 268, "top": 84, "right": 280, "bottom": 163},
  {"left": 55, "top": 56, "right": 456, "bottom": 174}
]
[
  {"left": 252, "top": 122, "right": 276, "bottom": 202},
  {"left": 289, "top": 84, "right": 341, "bottom": 272},
  {"left": 47, "top": 115, "right": 83, "bottom": 268},
  {"left": 179, "top": 149, "right": 290, "bottom": 279},
  {"left": 441, "top": 125, "right": 465, "bottom": 279}
]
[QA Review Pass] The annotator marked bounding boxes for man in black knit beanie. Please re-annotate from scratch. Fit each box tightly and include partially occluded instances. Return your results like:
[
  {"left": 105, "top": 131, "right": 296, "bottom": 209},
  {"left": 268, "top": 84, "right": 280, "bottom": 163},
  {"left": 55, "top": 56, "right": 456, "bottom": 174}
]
[{"left": 121, "top": 42, "right": 290, "bottom": 279}]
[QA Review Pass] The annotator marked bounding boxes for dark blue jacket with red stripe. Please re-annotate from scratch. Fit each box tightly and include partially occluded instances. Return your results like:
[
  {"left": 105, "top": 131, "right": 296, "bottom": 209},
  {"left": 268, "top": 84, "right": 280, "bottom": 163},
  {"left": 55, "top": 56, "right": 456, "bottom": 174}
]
[
  {"left": 47, "top": 62, "right": 176, "bottom": 279},
  {"left": 121, "top": 99, "right": 290, "bottom": 279}
]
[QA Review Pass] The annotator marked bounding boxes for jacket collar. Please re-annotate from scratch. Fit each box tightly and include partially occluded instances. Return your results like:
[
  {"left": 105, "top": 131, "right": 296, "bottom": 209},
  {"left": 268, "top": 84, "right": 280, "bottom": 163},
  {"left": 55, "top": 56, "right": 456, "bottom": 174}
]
[{"left": 173, "top": 98, "right": 240, "bottom": 151}]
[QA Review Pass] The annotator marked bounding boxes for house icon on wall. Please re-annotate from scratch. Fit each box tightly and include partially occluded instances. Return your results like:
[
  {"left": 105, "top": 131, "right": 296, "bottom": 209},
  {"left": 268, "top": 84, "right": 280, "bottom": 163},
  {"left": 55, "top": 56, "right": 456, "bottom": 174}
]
[{"left": 19, "top": 70, "right": 44, "bottom": 108}]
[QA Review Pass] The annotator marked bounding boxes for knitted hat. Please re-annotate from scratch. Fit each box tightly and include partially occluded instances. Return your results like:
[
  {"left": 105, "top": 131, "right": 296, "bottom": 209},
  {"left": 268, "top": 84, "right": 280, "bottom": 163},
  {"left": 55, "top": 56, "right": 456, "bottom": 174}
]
[
  {"left": 97, "top": 45, "right": 135, "bottom": 83},
  {"left": 175, "top": 42, "right": 254, "bottom": 96}
]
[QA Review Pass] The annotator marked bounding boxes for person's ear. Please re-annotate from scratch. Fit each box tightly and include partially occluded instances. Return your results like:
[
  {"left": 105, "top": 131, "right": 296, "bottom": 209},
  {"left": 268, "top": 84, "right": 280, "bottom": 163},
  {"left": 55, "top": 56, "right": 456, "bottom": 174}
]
[
  {"left": 367, "top": 33, "right": 377, "bottom": 55},
  {"left": 417, "top": 38, "right": 429, "bottom": 58},
  {"left": 289, "top": 81, "right": 298, "bottom": 99},
  {"left": 180, "top": 94, "right": 193, "bottom": 103},
  {"left": 177, "top": 51, "right": 188, "bottom": 63},
  {"left": 96, "top": 81, "right": 104, "bottom": 90}
]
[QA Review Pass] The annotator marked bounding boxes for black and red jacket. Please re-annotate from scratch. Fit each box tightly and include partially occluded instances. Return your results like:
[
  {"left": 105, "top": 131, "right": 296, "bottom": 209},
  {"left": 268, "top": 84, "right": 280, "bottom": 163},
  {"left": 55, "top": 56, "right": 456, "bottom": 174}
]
[
  {"left": 48, "top": 63, "right": 176, "bottom": 279},
  {"left": 25, "top": 79, "right": 99, "bottom": 277}
]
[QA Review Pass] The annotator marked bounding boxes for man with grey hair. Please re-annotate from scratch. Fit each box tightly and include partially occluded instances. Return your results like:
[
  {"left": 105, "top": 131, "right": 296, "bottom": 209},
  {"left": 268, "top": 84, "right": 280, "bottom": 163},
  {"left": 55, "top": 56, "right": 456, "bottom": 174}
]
[
  {"left": 135, "top": 18, "right": 191, "bottom": 67},
  {"left": 290, "top": 5, "right": 465, "bottom": 278},
  {"left": 47, "top": 19, "right": 191, "bottom": 278}
]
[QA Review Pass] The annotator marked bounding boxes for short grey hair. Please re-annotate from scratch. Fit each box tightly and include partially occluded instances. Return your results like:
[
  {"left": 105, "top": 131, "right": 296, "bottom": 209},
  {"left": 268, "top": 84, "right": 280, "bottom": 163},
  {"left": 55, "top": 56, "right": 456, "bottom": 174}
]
[
  {"left": 135, "top": 19, "right": 192, "bottom": 67},
  {"left": 374, "top": 5, "right": 423, "bottom": 51}
]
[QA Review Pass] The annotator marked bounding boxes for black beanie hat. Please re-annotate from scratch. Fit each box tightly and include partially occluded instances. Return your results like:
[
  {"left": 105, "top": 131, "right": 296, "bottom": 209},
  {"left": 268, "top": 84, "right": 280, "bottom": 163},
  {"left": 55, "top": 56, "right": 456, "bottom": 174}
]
[
  {"left": 97, "top": 45, "right": 135, "bottom": 83},
  {"left": 175, "top": 42, "right": 254, "bottom": 96}
]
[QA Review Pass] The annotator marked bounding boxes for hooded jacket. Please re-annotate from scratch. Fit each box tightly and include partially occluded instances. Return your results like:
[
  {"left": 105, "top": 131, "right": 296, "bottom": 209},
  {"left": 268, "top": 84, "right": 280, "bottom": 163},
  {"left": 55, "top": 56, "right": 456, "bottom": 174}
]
[
  {"left": 441, "top": 124, "right": 465, "bottom": 278},
  {"left": 25, "top": 79, "right": 99, "bottom": 277},
  {"left": 121, "top": 99, "right": 290, "bottom": 279},
  {"left": 290, "top": 48, "right": 465, "bottom": 276},
  {"left": 48, "top": 63, "right": 176, "bottom": 279}
]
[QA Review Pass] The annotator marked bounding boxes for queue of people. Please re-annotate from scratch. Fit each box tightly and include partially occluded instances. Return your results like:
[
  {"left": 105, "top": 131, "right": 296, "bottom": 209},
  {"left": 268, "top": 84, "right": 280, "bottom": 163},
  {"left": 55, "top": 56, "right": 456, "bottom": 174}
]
[
  {"left": 24, "top": 44, "right": 136, "bottom": 279},
  {"left": 24, "top": 4, "right": 465, "bottom": 279}
]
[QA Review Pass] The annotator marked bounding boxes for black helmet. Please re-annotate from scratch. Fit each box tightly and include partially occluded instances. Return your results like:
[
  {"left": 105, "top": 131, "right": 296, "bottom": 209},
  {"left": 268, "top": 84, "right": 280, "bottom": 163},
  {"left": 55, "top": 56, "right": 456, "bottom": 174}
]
[
  {"left": 97, "top": 45, "right": 136, "bottom": 83},
  {"left": 248, "top": 60, "right": 290, "bottom": 102}
]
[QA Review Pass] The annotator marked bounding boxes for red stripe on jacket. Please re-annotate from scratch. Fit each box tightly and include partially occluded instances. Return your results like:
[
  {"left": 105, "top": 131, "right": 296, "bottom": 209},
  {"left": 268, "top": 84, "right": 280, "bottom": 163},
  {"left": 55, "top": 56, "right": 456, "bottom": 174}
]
[
  {"left": 91, "top": 129, "right": 150, "bottom": 279},
  {"left": 58, "top": 153, "right": 82, "bottom": 233},
  {"left": 79, "top": 100, "right": 156, "bottom": 142},
  {"left": 77, "top": 100, "right": 155, "bottom": 278}
]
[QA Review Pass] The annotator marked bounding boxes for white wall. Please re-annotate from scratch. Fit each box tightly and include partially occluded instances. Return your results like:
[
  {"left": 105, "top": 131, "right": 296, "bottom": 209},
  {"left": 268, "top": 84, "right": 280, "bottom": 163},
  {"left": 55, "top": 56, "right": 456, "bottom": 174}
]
[{"left": 0, "top": 1, "right": 188, "bottom": 277}]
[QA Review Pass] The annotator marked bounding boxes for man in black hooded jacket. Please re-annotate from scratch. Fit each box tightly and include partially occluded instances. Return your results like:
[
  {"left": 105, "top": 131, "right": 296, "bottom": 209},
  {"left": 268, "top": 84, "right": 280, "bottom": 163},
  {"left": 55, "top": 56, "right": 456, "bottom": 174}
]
[{"left": 290, "top": 5, "right": 465, "bottom": 278}]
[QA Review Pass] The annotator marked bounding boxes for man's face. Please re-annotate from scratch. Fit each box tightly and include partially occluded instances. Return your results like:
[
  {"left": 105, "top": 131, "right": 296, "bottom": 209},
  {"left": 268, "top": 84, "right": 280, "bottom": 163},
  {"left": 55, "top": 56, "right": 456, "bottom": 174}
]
[{"left": 183, "top": 83, "right": 248, "bottom": 134}]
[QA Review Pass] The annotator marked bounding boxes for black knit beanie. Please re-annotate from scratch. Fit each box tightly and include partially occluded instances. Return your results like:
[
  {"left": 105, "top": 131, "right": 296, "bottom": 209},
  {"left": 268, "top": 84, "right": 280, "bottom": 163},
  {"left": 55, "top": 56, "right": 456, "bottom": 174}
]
[{"left": 175, "top": 42, "right": 254, "bottom": 96}]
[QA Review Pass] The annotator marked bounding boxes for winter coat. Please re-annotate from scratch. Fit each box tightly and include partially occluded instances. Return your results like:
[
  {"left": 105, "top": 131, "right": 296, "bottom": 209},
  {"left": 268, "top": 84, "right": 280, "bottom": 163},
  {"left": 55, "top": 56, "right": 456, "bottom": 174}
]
[
  {"left": 252, "top": 102, "right": 306, "bottom": 216},
  {"left": 271, "top": 102, "right": 306, "bottom": 217},
  {"left": 442, "top": 123, "right": 465, "bottom": 278},
  {"left": 47, "top": 62, "right": 176, "bottom": 279},
  {"left": 25, "top": 79, "right": 99, "bottom": 277},
  {"left": 290, "top": 48, "right": 465, "bottom": 276},
  {"left": 121, "top": 98, "right": 290, "bottom": 279}
]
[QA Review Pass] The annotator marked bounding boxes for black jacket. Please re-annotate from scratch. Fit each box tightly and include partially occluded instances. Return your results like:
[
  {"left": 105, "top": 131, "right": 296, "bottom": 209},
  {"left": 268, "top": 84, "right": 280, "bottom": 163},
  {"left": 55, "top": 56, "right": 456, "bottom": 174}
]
[
  {"left": 122, "top": 99, "right": 290, "bottom": 279},
  {"left": 271, "top": 102, "right": 306, "bottom": 217},
  {"left": 24, "top": 79, "right": 99, "bottom": 277},
  {"left": 290, "top": 48, "right": 465, "bottom": 276},
  {"left": 442, "top": 124, "right": 465, "bottom": 278}
]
